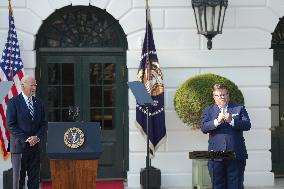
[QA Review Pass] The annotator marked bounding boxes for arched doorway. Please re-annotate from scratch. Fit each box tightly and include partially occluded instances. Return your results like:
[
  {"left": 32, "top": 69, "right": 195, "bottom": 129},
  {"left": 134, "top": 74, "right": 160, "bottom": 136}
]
[
  {"left": 35, "top": 5, "right": 128, "bottom": 180},
  {"left": 271, "top": 17, "right": 284, "bottom": 176}
]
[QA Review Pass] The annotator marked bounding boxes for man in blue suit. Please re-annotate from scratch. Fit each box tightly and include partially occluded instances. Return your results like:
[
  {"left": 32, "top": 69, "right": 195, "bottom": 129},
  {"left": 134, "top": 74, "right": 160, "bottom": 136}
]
[
  {"left": 7, "top": 75, "right": 47, "bottom": 189},
  {"left": 201, "top": 84, "right": 251, "bottom": 189}
]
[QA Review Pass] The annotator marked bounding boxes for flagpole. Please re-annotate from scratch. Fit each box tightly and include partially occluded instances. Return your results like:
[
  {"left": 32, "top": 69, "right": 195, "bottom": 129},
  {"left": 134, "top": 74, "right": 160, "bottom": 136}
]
[
  {"left": 8, "top": 0, "right": 14, "bottom": 81},
  {"left": 145, "top": 1, "right": 150, "bottom": 189},
  {"left": 138, "top": 0, "right": 163, "bottom": 188}
]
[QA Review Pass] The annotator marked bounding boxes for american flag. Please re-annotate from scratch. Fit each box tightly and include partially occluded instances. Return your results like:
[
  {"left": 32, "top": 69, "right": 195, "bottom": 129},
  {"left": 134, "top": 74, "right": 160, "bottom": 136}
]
[
  {"left": 0, "top": 2, "right": 24, "bottom": 159},
  {"left": 136, "top": 8, "right": 166, "bottom": 158}
]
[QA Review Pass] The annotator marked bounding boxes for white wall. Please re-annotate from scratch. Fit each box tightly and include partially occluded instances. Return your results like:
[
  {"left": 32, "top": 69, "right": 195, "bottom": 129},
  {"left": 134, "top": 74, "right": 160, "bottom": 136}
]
[{"left": 0, "top": 0, "right": 282, "bottom": 188}]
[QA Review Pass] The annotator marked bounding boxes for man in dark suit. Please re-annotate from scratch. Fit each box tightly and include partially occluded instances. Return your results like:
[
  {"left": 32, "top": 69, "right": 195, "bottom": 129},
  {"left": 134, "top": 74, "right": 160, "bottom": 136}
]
[
  {"left": 6, "top": 75, "right": 47, "bottom": 189},
  {"left": 201, "top": 84, "right": 251, "bottom": 189}
]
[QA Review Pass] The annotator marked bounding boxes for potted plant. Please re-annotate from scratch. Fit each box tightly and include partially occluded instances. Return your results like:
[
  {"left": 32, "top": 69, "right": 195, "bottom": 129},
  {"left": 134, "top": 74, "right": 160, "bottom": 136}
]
[
  {"left": 174, "top": 73, "right": 244, "bottom": 130},
  {"left": 174, "top": 73, "right": 244, "bottom": 188}
]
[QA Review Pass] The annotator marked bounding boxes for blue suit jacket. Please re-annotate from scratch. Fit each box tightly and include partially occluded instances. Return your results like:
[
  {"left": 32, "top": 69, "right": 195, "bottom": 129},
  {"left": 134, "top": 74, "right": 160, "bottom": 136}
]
[
  {"left": 6, "top": 93, "right": 47, "bottom": 153},
  {"left": 200, "top": 102, "right": 251, "bottom": 160}
]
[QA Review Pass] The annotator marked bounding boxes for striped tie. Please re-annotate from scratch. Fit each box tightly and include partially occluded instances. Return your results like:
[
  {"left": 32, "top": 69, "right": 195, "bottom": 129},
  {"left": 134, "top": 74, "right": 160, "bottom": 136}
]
[{"left": 28, "top": 97, "right": 34, "bottom": 119}]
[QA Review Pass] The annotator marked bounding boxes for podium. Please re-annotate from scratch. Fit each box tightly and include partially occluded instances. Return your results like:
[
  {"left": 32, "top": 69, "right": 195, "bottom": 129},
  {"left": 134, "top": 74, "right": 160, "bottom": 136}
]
[
  {"left": 189, "top": 151, "right": 235, "bottom": 189},
  {"left": 47, "top": 122, "right": 102, "bottom": 189}
]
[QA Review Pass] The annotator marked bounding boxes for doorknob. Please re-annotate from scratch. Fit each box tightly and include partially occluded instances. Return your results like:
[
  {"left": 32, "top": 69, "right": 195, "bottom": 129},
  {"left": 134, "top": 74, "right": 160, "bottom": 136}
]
[{"left": 270, "top": 127, "right": 276, "bottom": 132}]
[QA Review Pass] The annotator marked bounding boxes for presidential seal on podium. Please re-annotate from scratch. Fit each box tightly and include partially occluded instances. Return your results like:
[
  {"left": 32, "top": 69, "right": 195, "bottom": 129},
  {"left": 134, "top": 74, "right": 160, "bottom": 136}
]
[{"left": 64, "top": 127, "right": 85, "bottom": 148}]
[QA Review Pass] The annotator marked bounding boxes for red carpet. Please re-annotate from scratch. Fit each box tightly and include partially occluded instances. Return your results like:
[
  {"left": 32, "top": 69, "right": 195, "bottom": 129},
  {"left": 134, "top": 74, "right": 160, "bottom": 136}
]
[{"left": 41, "top": 180, "right": 124, "bottom": 189}]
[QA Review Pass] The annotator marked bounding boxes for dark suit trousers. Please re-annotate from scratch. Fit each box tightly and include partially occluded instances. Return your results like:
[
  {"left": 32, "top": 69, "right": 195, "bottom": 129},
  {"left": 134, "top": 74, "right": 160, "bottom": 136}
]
[
  {"left": 12, "top": 151, "right": 40, "bottom": 189},
  {"left": 208, "top": 159, "right": 246, "bottom": 189}
]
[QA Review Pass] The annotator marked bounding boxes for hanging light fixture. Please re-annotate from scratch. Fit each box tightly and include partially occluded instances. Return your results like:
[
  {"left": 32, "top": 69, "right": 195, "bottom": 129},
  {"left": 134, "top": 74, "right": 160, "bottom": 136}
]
[{"left": 192, "top": 0, "right": 228, "bottom": 50}]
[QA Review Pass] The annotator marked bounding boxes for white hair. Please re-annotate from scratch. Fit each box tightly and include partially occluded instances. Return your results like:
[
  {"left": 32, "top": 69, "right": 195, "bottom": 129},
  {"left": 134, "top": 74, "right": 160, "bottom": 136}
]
[{"left": 20, "top": 75, "right": 35, "bottom": 85}]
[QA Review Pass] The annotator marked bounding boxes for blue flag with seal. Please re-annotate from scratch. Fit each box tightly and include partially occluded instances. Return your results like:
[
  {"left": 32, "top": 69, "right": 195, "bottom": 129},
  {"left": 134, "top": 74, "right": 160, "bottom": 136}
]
[{"left": 136, "top": 9, "right": 166, "bottom": 158}]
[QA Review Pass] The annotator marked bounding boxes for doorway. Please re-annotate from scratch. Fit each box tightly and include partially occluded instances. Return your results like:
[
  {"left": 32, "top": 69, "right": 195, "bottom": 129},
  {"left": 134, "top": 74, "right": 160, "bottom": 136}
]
[
  {"left": 35, "top": 5, "right": 128, "bottom": 180},
  {"left": 271, "top": 17, "right": 284, "bottom": 176}
]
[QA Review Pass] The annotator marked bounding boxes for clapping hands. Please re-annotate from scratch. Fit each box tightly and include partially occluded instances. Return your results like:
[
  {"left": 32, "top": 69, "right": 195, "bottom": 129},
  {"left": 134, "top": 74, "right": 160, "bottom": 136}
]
[{"left": 217, "top": 112, "right": 232, "bottom": 124}]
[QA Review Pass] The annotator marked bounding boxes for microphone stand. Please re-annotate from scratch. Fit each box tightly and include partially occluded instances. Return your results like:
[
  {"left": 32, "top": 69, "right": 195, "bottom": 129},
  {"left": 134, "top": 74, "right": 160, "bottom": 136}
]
[
  {"left": 127, "top": 81, "right": 159, "bottom": 189},
  {"left": 73, "top": 106, "right": 80, "bottom": 122},
  {"left": 68, "top": 106, "right": 80, "bottom": 122}
]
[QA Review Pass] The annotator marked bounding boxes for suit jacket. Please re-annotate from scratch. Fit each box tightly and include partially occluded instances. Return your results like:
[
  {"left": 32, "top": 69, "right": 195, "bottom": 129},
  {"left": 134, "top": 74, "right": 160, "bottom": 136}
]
[
  {"left": 6, "top": 93, "right": 47, "bottom": 153},
  {"left": 200, "top": 102, "right": 251, "bottom": 160}
]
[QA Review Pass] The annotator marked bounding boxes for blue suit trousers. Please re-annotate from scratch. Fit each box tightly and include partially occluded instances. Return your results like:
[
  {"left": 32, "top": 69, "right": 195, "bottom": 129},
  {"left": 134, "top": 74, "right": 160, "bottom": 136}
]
[{"left": 208, "top": 159, "right": 246, "bottom": 189}]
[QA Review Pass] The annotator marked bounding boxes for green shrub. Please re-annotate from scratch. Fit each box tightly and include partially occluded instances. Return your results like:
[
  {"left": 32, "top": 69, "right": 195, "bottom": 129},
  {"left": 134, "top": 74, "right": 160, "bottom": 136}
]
[{"left": 174, "top": 73, "right": 244, "bottom": 130}]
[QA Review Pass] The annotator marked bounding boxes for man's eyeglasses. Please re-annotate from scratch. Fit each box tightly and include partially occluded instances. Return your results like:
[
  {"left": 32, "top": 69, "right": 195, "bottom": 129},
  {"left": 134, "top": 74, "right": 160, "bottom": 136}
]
[{"left": 214, "top": 93, "right": 228, "bottom": 98}]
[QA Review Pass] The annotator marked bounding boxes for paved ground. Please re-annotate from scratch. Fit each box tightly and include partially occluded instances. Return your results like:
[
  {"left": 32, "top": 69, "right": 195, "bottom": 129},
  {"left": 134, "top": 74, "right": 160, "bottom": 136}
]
[
  {"left": 245, "top": 178, "right": 284, "bottom": 189},
  {"left": 125, "top": 178, "right": 284, "bottom": 189}
]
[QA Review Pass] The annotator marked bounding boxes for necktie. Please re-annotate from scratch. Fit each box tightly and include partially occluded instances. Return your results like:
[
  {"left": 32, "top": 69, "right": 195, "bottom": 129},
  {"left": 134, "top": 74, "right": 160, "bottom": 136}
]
[{"left": 28, "top": 97, "right": 34, "bottom": 119}]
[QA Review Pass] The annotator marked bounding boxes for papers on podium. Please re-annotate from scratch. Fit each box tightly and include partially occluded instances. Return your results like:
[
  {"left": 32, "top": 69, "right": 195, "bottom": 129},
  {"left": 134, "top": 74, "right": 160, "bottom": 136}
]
[{"left": 189, "top": 151, "right": 235, "bottom": 160}]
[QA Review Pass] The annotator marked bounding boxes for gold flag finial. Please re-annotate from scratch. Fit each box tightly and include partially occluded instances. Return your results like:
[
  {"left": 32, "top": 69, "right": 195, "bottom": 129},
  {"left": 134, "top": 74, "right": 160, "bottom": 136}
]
[
  {"left": 8, "top": 0, "right": 14, "bottom": 16},
  {"left": 145, "top": 0, "right": 150, "bottom": 22}
]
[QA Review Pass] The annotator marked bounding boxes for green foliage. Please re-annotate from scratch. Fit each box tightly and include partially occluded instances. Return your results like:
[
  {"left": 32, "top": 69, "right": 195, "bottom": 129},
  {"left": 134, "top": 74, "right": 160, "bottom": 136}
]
[{"left": 174, "top": 73, "right": 244, "bottom": 130}]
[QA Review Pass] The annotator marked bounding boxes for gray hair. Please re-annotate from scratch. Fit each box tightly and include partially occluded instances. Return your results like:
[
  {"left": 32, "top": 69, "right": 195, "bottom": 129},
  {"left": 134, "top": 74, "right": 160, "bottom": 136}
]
[{"left": 20, "top": 75, "right": 35, "bottom": 85}]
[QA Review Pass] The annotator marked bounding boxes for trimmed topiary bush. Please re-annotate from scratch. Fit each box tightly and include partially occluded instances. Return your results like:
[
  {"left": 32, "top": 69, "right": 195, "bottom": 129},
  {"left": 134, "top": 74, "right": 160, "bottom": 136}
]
[{"left": 174, "top": 73, "right": 244, "bottom": 130}]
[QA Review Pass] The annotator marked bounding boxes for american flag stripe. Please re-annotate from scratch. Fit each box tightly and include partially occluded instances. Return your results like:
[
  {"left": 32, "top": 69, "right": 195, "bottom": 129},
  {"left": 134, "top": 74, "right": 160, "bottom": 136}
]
[
  {"left": 0, "top": 105, "right": 8, "bottom": 156},
  {"left": 0, "top": 2, "right": 24, "bottom": 159}
]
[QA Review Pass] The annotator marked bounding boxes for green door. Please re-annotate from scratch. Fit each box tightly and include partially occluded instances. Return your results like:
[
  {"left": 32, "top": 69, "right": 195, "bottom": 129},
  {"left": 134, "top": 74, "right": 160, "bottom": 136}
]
[
  {"left": 35, "top": 5, "right": 129, "bottom": 180},
  {"left": 271, "top": 51, "right": 284, "bottom": 176},
  {"left": 38, "top": 53, "right": 128, "bottom": 179}
]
